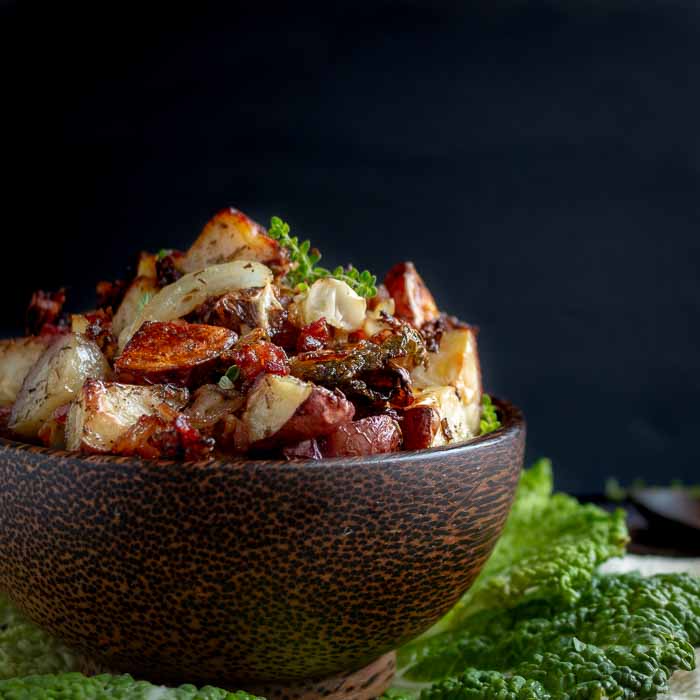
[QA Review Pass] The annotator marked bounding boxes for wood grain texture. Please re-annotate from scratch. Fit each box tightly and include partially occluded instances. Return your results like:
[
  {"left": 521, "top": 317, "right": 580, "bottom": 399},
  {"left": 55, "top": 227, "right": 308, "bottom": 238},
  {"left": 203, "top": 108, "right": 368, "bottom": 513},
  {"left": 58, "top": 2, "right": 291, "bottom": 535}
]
[{"left": 0, "top": 398, "right": 525, "bottom": 688}]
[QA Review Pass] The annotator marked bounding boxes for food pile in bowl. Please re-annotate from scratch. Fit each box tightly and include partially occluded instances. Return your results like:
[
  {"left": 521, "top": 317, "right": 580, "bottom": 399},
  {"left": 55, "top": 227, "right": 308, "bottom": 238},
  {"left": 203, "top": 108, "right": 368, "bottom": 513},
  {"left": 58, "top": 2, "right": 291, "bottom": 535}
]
[{"left": 0, "top": 208, "right": 498, "bottom": 460}]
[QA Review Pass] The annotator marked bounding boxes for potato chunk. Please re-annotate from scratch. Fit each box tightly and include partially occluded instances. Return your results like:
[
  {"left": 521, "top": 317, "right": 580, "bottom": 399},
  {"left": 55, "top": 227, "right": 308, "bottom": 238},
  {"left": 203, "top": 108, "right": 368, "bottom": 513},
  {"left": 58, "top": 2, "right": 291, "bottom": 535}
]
[
  {"left": 0, "top": 337, "right": 51, "bottom": 406},
  {"left": 384, "top": 262, "right": 440, "bottom": 328},
  {"left": 65, "top": 379, "right": 189, "bottom": 453},
  {"left": 406, "top": 327, "right": 482, "bottom": 446},
  {"left": 321, "top": 415, "right": 402, "bottom": 457},
  {"left": 9, "top": 334, "right": 109, "bottom": 438},
  {"left": 114, "top": 321, "right": 238, "bottom": 387},
  {"left": 181, "top": 207, "right": 287, "bottom": 274},
  {"left": 243, "top": 374, "right": 354, "bottom": 446}
]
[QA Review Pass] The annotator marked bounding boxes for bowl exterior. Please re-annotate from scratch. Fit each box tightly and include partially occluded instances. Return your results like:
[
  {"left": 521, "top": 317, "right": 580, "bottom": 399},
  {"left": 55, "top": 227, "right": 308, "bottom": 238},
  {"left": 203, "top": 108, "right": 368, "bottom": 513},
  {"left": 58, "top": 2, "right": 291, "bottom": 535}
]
[{"left": 0, "top": 400, "right": 524, "bottom": 686}]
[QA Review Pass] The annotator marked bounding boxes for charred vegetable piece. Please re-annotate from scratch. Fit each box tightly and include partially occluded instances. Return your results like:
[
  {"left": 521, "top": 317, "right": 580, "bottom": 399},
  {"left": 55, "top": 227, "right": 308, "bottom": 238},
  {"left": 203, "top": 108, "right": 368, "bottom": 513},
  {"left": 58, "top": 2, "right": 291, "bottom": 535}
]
[
  {"left": 0, "top": 336, "right": 52, "bottom": 406},
  {"left": 9, "top": 334, "right": 109, "bottom": 438},
  {"left": 25, "top": 288, "right": 67, "bottom": 336},
  {"left": 384, "top": 262, "right": 440, "bottom": 328},
  {"left": 191, "top": 284, "right": 285, "bottom": 335},
  {"left": 229, "top": 333, "right": 289, "bottom": 387},
  {"left": 290, "top": 322, "right": 426, "bottom": 386},
  {"left": 181, "top": 207, "right": 289, "bottom": 274},
  {"left": 66, "top": 379, "right": 189, "bottom": 453},
  {"left": 110, "top": 413, "right": 213, "bottom": 460},
  {"left": 185, "top": 384, "right": 245, "bottom": 432},
  {"left": 114, "top": 321, "right": 238, "bottom": 387},
  {"left": 296, "top": 317, "right": 331, "bottom": 353},
  {"left": 243, "top": 374, "right": 354, "bottom": 446},
  {"left": 117, "top": 260, "right": 273, "bottom": 351},
  {"left": 320, "top": 415, "right": 402, "bottom": 457}
]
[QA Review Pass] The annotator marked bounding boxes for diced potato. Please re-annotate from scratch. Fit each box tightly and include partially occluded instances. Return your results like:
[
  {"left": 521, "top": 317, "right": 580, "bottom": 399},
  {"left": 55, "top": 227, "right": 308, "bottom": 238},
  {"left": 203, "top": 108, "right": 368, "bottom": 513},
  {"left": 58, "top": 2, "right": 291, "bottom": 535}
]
[
  {"left": 242, "top": 374, "right": 313, "bottom": 444},
  {"left": 321, "top": 415, "right": 402, "bottom": 457},
  {"left": 137, "top": 252, "right": 158, "bottom": 280},
  {"left": 407, "top": 327, "right": 482, "bottom": 445},
  {"left": 112, "top": 276, "right": 159, "bottom": 338},
  {"left": 384, "top": 262, "right": 440, "bottom": 328},
  {"left": 114, "top": 321, "right": 238, "bottom": 387},
  {"left": 9, "top": 334, "right": 109, "bottom": 438},
  {"left": 181, "top": 208, "right": 285, "bottom": 274},
  {"left": 402, "top": 404, "right": 441, "bottom": 450},
  {"left": 65, "top": 379, "right": 189, "bottom": 453},
  {"left": 0, "top": 337, "right": 51, "bottom": 406}
]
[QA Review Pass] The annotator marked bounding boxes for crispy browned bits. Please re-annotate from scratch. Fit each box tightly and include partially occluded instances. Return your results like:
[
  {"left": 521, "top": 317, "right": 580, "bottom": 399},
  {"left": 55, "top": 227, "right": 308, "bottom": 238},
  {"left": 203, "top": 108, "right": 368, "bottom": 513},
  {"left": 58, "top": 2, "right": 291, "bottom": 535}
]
[{"left": 25, "top": 288, "right": 67, "bottom": 336}]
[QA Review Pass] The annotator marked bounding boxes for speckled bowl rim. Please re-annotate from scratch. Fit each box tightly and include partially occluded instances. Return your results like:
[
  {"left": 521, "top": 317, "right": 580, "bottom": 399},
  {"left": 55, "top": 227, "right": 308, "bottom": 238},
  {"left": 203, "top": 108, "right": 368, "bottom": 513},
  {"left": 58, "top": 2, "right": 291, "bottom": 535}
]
[{"left": 0, "top": 396, "right": 523, "bottom": 471}]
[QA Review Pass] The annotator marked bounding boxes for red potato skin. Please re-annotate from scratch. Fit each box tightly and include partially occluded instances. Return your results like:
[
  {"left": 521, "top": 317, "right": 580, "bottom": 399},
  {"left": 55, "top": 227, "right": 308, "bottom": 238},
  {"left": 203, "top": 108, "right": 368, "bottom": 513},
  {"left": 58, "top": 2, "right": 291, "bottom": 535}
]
[
  {"left": 384, "top": 262, "right": 440, "bottom": 328},
  {"left": 274, "top": 386, "right": 355, "bottom": 443},
  {"left": 114, "top": 321, "right": 238, "bottom": 387},
  {"left": 401, "top": 405, "right": 441, "bottom": 450},
  {"left": 283, "top": 439, "right": 323, "bottom": 460},
  {"left": 320, "top": 415, "right": 402, "bottom": 458}
]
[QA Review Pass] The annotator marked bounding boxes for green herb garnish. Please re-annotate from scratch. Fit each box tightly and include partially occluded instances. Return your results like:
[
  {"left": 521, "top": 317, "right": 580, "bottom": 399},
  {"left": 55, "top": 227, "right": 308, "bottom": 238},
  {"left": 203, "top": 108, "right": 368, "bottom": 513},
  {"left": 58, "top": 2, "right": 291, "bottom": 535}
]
[
  {"left": 156, "top": 248, "right": 170, "bottom": 261},
  {"left": 218, "top": 365, "right": 240, "bottom": 390},
  {"left": 479, "top": 394, "right": 501, "bottom": 435},
  {"left": 136, "top": 291, "right": 154, "bottom": 313},
  {"left": 267, "top": 216, "right": 377, "bottom": 298}
]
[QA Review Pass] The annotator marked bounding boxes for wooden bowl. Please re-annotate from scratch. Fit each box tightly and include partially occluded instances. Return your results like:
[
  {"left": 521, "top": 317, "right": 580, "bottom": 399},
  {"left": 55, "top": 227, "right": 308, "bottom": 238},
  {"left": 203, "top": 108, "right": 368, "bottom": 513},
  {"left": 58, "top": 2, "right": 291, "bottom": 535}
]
[{"left": 0, "top": 398, "right": 525, "bottom": 694}]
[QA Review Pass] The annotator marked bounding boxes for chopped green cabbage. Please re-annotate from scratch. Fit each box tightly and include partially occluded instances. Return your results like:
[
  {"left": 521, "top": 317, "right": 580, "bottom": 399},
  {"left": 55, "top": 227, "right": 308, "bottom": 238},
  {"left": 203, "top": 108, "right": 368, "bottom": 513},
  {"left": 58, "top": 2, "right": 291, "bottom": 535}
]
[
  {"left": 0, "top": 593, "right": 77, "bottom": 680},
  {"left": 479, "top": 395, "right": 501, "bottom": 435},
  {"left": 0, "top": 672, "right": 263, "bottom": 699}
]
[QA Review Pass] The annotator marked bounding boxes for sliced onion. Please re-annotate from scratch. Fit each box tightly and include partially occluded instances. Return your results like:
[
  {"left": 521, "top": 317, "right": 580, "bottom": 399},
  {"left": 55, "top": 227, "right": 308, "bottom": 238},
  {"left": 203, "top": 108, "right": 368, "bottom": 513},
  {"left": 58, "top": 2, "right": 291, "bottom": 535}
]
[{"left": 117, "top": 261, "right": 273, "bottom": 351}]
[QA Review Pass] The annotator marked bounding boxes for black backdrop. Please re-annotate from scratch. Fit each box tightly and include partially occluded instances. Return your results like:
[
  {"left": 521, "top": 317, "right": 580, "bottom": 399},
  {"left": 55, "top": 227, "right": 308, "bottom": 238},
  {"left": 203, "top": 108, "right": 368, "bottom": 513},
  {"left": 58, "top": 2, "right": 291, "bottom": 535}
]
[{"left": 5, "top": 1, "right": 699, "bottom": 492}]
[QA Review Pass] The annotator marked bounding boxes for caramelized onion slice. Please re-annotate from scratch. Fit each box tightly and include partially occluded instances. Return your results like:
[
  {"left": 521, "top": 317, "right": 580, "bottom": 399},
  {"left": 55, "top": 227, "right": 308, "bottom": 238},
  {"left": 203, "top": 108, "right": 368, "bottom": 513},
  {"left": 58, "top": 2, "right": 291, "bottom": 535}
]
[{"left": 117, "top": 261, "right": 273, "bottom": 351}]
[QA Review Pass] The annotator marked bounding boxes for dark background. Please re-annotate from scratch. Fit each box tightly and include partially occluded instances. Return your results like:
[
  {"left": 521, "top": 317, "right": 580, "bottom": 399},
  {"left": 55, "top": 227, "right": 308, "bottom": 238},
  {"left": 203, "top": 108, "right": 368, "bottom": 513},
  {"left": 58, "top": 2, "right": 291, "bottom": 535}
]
[{"left": 5, "top": 1, "right": 699, "bottom": 492}]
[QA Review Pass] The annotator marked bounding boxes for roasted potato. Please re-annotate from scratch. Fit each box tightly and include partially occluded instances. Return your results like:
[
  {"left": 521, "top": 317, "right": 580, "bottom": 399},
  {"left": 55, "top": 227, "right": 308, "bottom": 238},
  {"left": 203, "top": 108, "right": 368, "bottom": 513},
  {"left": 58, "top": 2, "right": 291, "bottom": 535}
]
[
  {"left": 243, "top": 374, "right": 354, "bottom": 445},
  {"left": 9, "top": 334, "right": 109, "bottom": 438},
  {"left": 384, "top": 262, "right": 440, "bottom": 328},
  {"left": 401, "top": 404, "right": 442, "bottom": 450},
  {"left": 408, "top": 326, "right": 482, "bottom": 445},
  {"left": 321, "top": 415, "right": 402, "bottom": 457},
  {"left": 181, "top": 207, "right": 288, "bottom": 274},
  {"left": 114, "top": 321, "right": 238, "bottom": 387},
  {"left": 65, "top": 379, "right": 189, "bottom": 453},
  {"left": 0, "top": 337, "right": 52, "bottom": 406}
]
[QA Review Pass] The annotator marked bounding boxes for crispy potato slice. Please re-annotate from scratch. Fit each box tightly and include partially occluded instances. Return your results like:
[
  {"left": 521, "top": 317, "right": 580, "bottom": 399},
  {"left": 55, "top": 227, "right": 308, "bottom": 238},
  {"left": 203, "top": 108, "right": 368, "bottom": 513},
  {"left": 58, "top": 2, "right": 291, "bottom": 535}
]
[
  {"left": 114, "top": 321, "right": 238, "bottom": 387},
  {"left": 0, "top": 337, "right": 52, "bottom": 406},
  {"left": 243, "top": 374, "right": 354, "bottom": 446},
  {"left": 112, "top": 276, "right": 159, "bottom": 338},
  {"left": 65, "top": 379, "right": 189, "bottom": 453},
  {"left": 321, "top": 415, "right": 402, "bottom": 457},
  {"left": 9, "top": 334, "right": 109, "bottom": 438},
  {"left": 181, "top": 207, "right": 287, "bottom": 274},
  {"left": 384, "top": 262, "right": 440, "bottom": 328}
]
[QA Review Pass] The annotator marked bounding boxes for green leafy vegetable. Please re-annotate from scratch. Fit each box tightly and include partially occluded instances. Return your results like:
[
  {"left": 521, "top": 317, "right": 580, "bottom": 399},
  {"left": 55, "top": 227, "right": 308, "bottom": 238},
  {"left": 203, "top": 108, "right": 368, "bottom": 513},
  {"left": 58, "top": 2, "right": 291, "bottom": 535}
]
[
  {"left": 400, "top": 572, "right": 700, "bottom": 700},
  {"left": 0, "top": 672, "right": 264, "bottom": 699},
  {"left": 156, "top": 248, "right": 171, "bottom": 261},
  {"left": 267, "top": 216, "right": 377, "bottom": 297},
  {"left": 0, "top": 593, "right": 77, "bottom": 680},
  {"left": 479, "top": 395, "right": 501, "bottom": 435},
  {"left": 218, "top": 364, "right": 240, "bottom": 390},
  {"left": 420, "top": 459, "right": 628, "bottom": 636}
]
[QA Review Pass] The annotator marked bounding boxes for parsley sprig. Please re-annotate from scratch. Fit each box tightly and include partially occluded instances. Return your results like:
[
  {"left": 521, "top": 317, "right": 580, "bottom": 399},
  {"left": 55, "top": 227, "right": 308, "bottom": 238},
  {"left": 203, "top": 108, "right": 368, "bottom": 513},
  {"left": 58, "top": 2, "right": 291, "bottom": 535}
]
[
  {"left": 218, "top": 365, "right": 240, "bottom": 390},
  {"left": 268, "top": 216, "right": 377, "bottom": 298}
]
